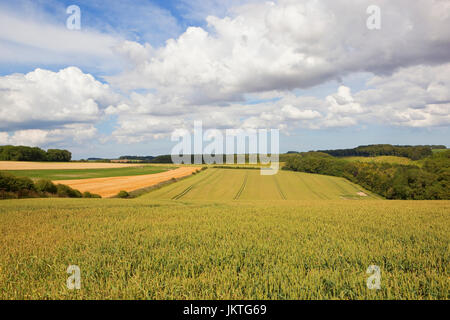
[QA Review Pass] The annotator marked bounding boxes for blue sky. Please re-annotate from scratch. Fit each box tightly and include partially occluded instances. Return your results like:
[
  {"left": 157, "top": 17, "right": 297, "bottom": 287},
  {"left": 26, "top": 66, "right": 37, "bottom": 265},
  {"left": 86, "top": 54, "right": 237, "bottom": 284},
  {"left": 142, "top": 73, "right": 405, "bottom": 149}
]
[
  {"left": 0, "top": 0, "right": 449, "bottom": 159},
  {"left": 0, "top": 0, "right": 185, "bottom": 76}
]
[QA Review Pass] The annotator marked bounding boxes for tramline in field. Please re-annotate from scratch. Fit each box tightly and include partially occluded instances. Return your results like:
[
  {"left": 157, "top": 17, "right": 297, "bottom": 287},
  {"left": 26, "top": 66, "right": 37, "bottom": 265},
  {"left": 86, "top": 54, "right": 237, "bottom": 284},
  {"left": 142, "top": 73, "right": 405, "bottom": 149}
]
[{"left": 144, "top": 169, "right": 380, "bottom": 201}]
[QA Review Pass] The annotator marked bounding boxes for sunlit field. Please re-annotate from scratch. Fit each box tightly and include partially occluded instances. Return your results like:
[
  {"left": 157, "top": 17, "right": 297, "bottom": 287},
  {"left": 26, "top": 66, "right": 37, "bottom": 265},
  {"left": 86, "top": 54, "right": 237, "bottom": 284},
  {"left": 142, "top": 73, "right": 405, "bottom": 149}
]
[
  {"left": 145, "top": 169, "right": 380, "bottom": 200},
  {"left": 0, "top": 168, "right": 448, "bottom": 300},
  {"left": 4, "top": 166, "right": 173, "bottom": 181}
]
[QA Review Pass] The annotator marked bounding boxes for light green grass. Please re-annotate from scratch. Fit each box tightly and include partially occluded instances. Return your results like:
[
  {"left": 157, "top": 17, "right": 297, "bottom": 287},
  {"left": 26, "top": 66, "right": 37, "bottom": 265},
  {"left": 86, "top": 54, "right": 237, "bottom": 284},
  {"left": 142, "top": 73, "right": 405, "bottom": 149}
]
[
  {"left": 3, "top": 166, "right": 173, "bottom": 180},
  {"left": 0, "top": 197, "right": 448, "bottom": 299},
  {"left": 343, "top": 156, "right": 418, "bottom": 166},
  {"left": 143, "top": 169, "right": 380, "bottom": 200}
]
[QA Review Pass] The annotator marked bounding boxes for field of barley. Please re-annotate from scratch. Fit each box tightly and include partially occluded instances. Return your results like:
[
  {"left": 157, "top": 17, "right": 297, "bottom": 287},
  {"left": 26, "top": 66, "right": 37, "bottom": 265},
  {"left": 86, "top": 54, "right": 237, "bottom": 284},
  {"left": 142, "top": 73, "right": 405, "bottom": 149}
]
[{"left": 0, "top": 168, "right": 448, "bottom": 300}]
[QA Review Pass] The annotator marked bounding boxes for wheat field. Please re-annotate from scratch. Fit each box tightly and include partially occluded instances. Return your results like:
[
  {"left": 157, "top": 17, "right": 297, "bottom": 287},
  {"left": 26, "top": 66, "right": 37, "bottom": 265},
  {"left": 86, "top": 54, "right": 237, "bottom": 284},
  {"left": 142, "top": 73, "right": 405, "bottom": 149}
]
[
  {"left": 144, "top": 169, "right": 380, "bottom": 200},
  {"left": 0, "top": 169, "right": 448, "bottom": 299}
]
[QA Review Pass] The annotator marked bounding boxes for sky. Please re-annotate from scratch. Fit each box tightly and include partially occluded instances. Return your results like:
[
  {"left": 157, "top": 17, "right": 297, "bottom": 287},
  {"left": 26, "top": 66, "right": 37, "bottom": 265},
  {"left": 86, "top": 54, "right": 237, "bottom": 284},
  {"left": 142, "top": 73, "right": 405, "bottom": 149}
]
[{"left": 0, "top": 0, "right": 449, "bottom": 159}]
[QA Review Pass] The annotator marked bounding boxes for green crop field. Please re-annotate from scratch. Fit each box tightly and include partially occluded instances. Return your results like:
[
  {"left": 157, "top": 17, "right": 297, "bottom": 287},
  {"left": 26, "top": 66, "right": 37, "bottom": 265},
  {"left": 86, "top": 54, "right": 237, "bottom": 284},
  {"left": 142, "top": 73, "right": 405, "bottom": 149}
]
[
  {"left": 4, "top": 166, "right": 173, "bottom": 180},
  {"left": 0, "top": 195, "right": 448, "bottom": 300},
  {"left": 144, "top": 168, "right": 380, "bottom": 200}
]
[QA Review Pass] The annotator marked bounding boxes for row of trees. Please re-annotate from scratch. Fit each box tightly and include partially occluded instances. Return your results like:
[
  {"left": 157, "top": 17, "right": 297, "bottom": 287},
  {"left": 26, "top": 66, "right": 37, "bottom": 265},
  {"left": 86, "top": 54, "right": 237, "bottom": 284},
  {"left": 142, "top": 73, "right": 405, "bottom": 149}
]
[
  {"left": 317, "top": 144, "right": 442, "bottom": 160},
  {"left": 0, "top": 145, "right": 71, "bottom": 162},
  {"left": 119, "top": 155, "right": 155, "bottom": 161},
  {"left": 283, "top": 151, "right": 449, "bottom": 200},
  {"left": 0, "top": 172, "right": 100, "bottom": 199},
  {"left": 118, "top": 154, "right": 273, "bottom": 164}
]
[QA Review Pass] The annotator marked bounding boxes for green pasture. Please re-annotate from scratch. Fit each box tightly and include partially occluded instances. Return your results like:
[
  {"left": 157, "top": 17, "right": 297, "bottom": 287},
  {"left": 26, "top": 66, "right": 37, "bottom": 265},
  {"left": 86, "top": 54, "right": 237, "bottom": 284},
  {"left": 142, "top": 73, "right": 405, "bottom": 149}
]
[{"left": 3, "top": 166, "right": 173, "bottom": 180}]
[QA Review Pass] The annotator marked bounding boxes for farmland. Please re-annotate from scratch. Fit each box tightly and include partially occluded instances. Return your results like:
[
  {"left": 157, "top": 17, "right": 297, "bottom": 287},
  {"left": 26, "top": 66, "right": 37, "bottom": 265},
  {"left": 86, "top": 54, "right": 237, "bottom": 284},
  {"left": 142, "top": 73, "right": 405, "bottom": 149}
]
[
  {"left": 145, "top": 169, "right": 380, "bottom": 200},
  {"left": 0, "top": 161, "right": 146, "bottom": 170},
  {"left": 0, "top": 166, "right": 448, "bottom": 300},
  {"left": 54, "top": 167, "right": 201, "bottom": 198},
  {"left": 5, "top": 165, "right": 173, "bottom": 181},
  {"left": 0, "top": 196, "right": 448, "bottom": 299}
]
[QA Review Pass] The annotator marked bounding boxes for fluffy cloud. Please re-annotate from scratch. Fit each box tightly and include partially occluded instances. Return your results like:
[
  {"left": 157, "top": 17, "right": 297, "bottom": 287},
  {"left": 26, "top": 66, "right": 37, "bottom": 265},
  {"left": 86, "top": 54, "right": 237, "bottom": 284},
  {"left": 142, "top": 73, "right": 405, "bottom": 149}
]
[
  {"left": 100, "top": 0, "right": 450, "bottom": 142},
  {"left": 1, "top": 0, "right": 449, "bottom": 152},
  {"left": 3, "top": 63, "right": 448, "bottom": 148},
  {"left": 0, "top": 67, "right": 119, "bottom": 146},
  {"left": 0, "top": 124, "right": 98, "bottom": 147},
  {"left": 355, "top": 64, "right": 450, "bottom": 127},
  {"left": 0, "top": 67, "right": 118, "bottom": 131},
  {"left": 281, "top": 105, "right": 322, "bottom": 120},
  {"left": 106, "top": 61, "right": 450, "bottom": 141},
  {"left": 105, "top": 87, "right": 326, "bottom": 139},
  {"left": 109, "top": 0, "right": 450, "bottom": 106},
  {"left": 326, "top": 87, "right": 365, "bottom": 115},
  {"left": 111, "top": 114, "right": 185, "bottom": 143}
]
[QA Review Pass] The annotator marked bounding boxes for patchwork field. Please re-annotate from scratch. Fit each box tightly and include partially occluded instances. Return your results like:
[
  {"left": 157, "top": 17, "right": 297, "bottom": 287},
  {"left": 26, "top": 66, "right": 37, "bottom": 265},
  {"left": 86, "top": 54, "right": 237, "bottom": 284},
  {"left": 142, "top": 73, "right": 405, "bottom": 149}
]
[
  {"left": 54, "top": 166, "right": 201, "bottom": 198},
  {"left": 0, "top": 167, "right": 447, "bottom": 300},
  {"left": 144, "top": 168, "right": 380, "bottom": 200},
  {"left": 6, "top": 166, "right": 173, "bottom": 181},
  {"left": 0, "top": 197, "right": 448, "bottom": 299},
  {"left": 0, "top": 161, "right": 146, "bottom": 170}
]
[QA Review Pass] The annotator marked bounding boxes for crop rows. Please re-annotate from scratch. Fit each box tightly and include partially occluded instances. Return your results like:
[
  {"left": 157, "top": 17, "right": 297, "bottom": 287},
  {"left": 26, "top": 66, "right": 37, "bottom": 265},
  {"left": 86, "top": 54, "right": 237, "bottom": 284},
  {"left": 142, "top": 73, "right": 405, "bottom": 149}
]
[
  {"left": 144, "top": 169, "right": 379, "bottom": 201},
  {"left": 234, "top": 172, "right": 249, "bottom": 200}
]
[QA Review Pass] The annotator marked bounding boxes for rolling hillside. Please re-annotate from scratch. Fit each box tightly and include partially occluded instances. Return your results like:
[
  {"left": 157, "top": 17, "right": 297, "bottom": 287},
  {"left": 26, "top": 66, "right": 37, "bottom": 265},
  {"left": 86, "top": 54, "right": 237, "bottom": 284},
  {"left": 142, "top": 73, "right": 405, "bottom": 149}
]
[{"left": 144, "top": 168, "right": 380, "bottom": 200}]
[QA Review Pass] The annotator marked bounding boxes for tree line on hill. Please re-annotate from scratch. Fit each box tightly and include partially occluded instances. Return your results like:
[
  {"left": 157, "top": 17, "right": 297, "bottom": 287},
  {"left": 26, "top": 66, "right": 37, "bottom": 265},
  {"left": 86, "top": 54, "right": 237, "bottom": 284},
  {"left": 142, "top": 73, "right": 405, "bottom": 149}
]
[
  {"left": 283, "top": 150, "right": 450, "bottom": 200},
  {"left": 317, "top": 144, "right": 446, "bottom": 160},
  {"left": 119, "top": 155, "right": 155, "bottom": 161},
  {"left": 118, "top": 154, "right": 268, "bottom": 164},
  {"left": 117, "top": 145, "right": 447, "bottom": 164},
  {"left": 0, "top": 145, "right": 71, "bottom": 162}
]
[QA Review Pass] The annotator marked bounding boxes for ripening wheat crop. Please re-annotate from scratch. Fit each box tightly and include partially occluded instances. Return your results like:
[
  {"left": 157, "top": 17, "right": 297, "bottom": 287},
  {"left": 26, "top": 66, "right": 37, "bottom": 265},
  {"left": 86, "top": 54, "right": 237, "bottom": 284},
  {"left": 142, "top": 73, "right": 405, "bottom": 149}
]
[
  {"left": 0, "top": 194, "right": 448, "bottom": 299},
  {"left": 144, "top": 169, "right": 380, "bottom": 201}
]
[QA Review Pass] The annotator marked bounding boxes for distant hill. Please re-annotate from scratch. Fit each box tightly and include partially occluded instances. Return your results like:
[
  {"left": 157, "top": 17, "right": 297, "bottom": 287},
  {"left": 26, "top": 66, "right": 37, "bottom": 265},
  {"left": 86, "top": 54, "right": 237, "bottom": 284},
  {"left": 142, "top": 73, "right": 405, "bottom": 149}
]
[{"left": 119, "top": 156, "right": 155, "bottom": 161}]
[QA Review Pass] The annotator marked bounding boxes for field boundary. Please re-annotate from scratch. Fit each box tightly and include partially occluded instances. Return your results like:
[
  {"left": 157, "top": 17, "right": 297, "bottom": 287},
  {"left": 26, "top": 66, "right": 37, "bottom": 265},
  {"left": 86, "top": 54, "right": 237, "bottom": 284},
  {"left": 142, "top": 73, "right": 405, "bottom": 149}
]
[
  {"left": 129, "top": 168, "right": 210, "bottom": 199},
  {"left": 126, "top": 174, "right": 193, "bottom": 198}
]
